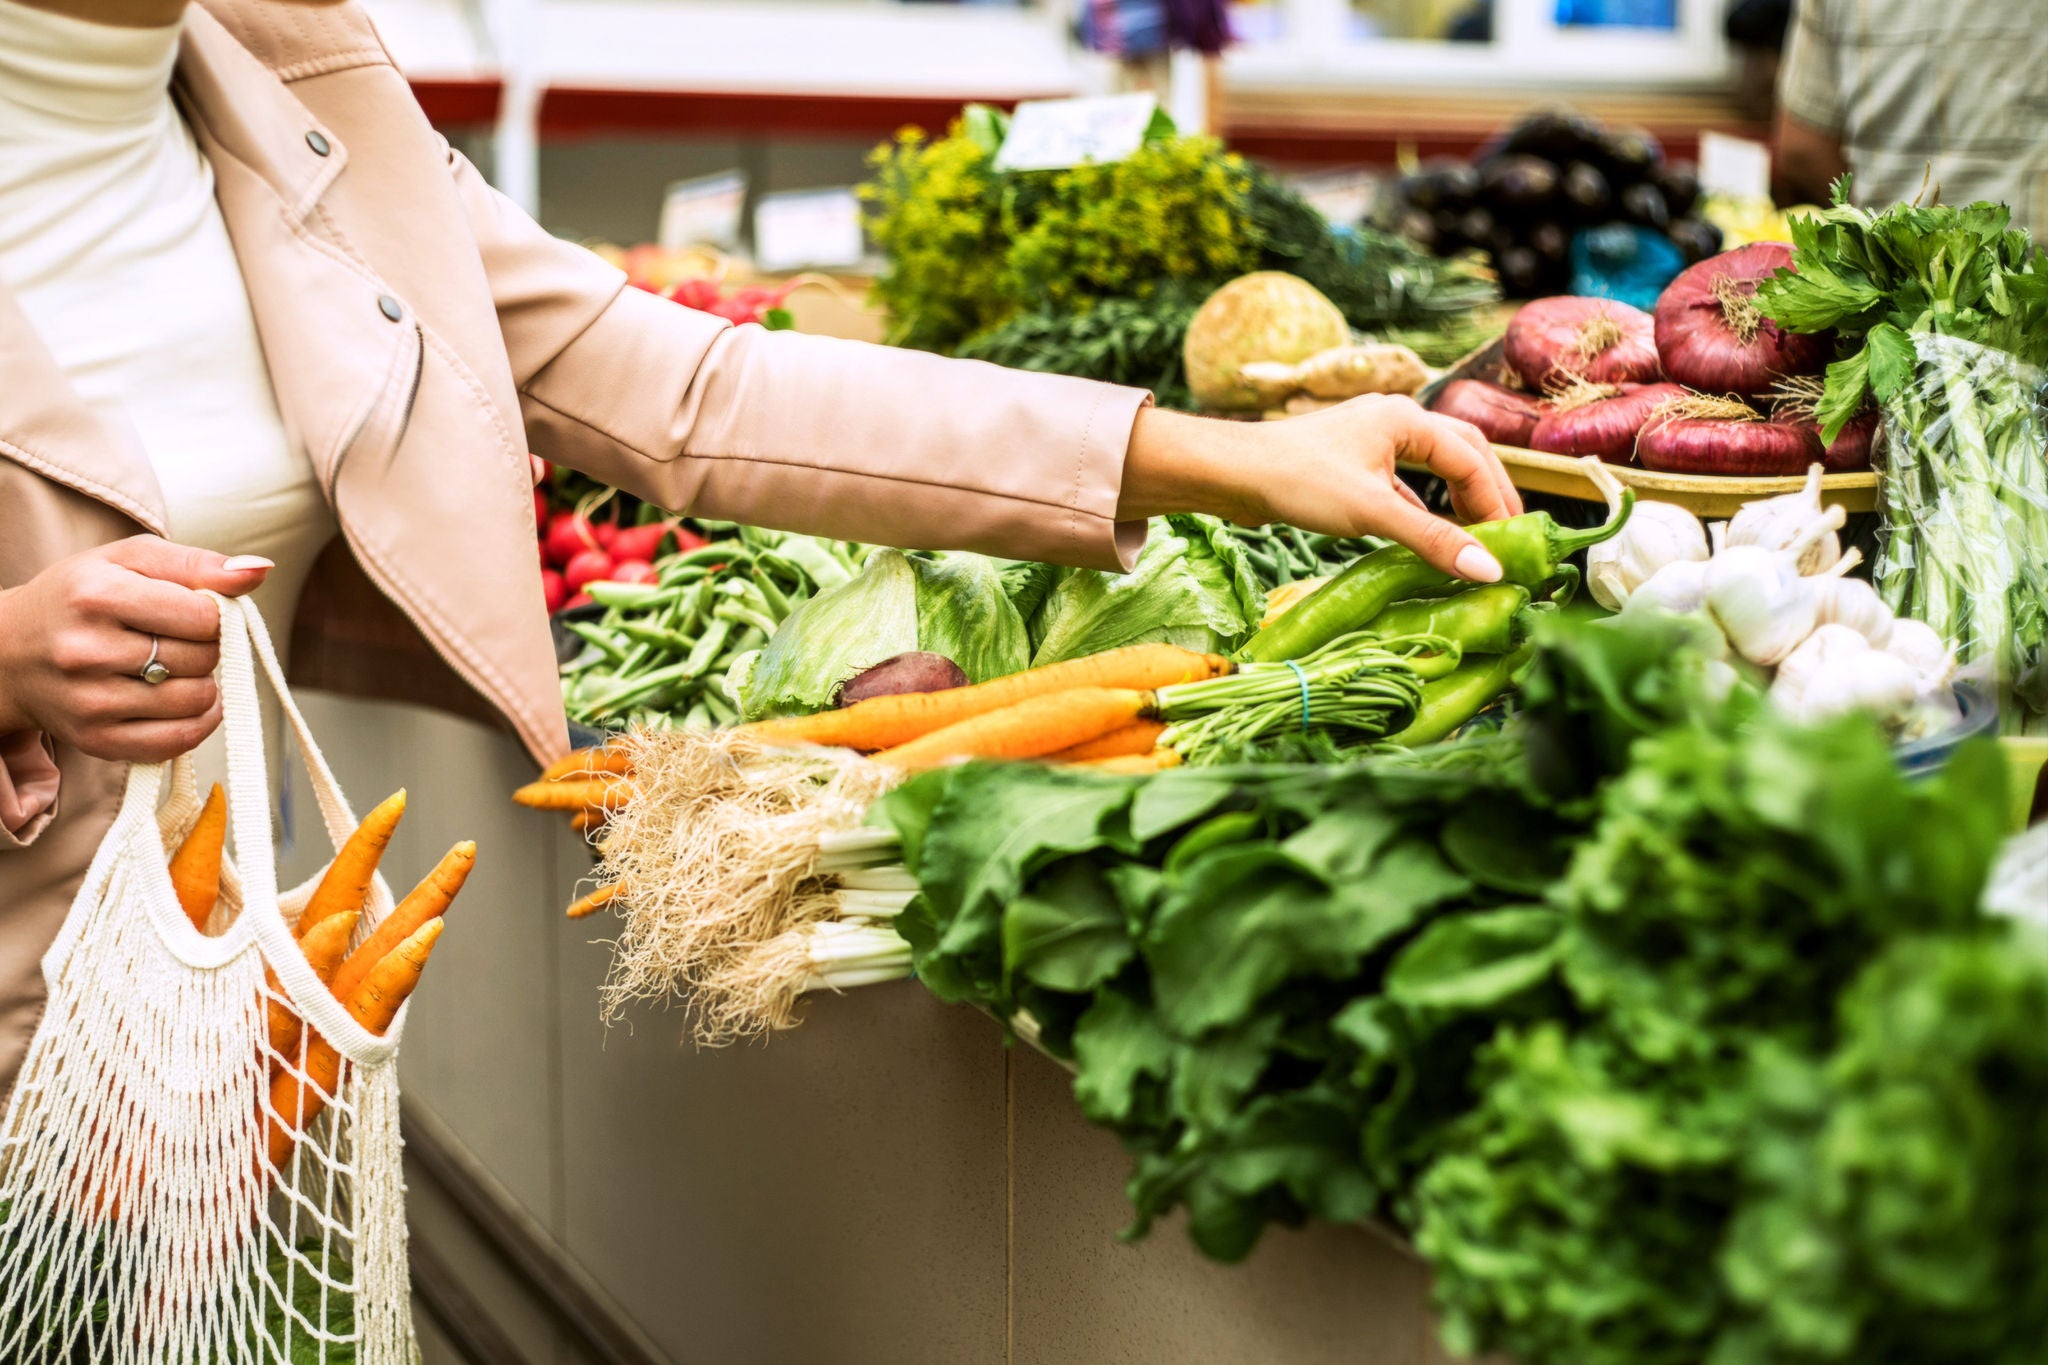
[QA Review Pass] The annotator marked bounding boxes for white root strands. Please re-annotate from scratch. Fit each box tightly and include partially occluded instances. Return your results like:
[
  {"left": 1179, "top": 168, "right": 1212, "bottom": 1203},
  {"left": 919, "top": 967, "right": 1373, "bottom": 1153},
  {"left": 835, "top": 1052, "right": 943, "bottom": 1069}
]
[{"left": 593, "top": 728, "right": 906, "bottom": 1045}]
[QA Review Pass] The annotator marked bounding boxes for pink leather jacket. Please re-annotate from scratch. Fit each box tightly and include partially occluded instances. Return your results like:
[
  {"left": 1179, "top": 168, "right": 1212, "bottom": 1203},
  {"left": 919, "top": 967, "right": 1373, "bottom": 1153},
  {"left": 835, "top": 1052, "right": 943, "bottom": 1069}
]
[{"left": 0, "top": 0, "right": 1150, "bottom": 1096}]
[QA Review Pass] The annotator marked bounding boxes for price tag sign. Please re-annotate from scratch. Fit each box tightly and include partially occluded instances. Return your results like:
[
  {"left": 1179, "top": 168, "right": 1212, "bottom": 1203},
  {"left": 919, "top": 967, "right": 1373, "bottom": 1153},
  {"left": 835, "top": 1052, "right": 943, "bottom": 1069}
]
[
  {"left": 752, "top": 187, "right": 866, "bottom": 273},
  {"left": 993, "top": 93, "right": 1162, "bottom": 173},
  {"left": 1698, "top": 132, "right": 1773, "bottom": 202},
  {"left": 657, "top": 170, "right": 747, "bottom": 252}
]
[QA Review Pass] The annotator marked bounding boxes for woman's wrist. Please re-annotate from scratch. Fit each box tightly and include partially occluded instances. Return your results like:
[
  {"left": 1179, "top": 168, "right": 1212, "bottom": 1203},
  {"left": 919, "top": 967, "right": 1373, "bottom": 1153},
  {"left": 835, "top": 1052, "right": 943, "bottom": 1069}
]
[
  {"left": 1117, "top": 408, "right": 1268, "bottom": 526},
  {"left": 0, "top": 591, "right": 31, "bottom": 736}
]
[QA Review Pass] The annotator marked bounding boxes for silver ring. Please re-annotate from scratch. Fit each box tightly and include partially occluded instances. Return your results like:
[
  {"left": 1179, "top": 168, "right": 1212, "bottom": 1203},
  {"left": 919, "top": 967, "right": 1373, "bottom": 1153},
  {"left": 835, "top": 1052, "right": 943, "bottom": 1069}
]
[{"left": 138, "top": 636, "right": 171, "bottom": 686}]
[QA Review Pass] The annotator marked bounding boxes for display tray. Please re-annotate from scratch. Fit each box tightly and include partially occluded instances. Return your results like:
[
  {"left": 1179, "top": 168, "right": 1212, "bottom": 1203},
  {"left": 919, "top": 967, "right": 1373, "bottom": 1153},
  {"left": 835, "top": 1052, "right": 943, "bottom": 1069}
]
[{"left": 1413, "top": 335, "right": 1881, "bottom": 517}]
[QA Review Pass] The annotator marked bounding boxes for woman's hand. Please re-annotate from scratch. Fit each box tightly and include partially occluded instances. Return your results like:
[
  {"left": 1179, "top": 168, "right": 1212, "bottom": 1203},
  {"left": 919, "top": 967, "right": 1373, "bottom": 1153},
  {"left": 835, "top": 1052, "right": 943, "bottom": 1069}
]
[
  {"left": 0, "top": 538, "right": 272, "bottom": 763},
  {"left": 1117, "top": 396, "right": 1525, "bottom": 581}
]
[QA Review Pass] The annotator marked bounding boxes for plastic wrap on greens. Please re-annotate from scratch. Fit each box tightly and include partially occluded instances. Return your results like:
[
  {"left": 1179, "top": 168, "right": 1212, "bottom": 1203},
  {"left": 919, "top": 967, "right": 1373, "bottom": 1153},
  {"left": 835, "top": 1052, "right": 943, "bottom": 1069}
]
[
  {"left": 740, "top": 550, "right": 1028, "bottom": 719},
  {"left": 1025, "top": 515, "right": 1265, "bottom": 666},
  {"left": 1874, "top": 334, "right": 2048, "bottom": 734}
]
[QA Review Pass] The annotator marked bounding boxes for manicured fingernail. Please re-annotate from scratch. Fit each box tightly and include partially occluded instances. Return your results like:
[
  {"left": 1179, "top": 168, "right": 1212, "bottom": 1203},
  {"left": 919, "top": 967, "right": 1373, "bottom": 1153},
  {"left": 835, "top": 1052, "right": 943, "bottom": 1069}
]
[
  {"left": 222, "top": 555, "right": 274, "bottom": 573},
  {"left": 1453, "top": 545, "right": 1503, "bottom": 583}
]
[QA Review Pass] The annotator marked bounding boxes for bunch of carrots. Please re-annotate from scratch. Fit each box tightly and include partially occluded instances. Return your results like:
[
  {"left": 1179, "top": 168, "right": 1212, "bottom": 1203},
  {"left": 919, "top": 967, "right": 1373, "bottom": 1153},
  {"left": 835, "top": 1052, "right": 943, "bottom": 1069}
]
[
  {"left": 733, "top": 642, "right": 1229, "bottom": 772},
  {"left": 166, "top": 784, "right": 474, "bottom": 1175},
  {"left": 514, "top": 645, "right": 1223, "bottom": 919}
]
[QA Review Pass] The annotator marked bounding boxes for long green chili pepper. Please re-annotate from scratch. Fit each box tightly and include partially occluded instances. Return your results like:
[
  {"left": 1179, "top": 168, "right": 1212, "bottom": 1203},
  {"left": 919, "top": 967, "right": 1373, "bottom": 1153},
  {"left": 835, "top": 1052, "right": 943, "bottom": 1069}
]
[
  {"left": 1369, "top": 584, "right": 1534, "bottom": 657},
  {"left": 1383, "top": 642, "right": 1537, "bottom": 748},
  {"left": 1238, "top": 491, "right": 1634, "bottom": 663}
]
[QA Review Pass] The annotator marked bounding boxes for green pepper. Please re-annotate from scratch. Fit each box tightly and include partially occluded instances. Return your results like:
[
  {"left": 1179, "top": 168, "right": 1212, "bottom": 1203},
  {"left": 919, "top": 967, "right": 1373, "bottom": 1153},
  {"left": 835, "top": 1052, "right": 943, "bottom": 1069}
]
[
  {"left": 1238, "top": 492, "right": 1632, "bottom": 663},
  {"left": 1369, "top": 584, "right": 1534, "bottom": 657},
  {"left": 1383, "top": 642, "right": 1536, "bottom": 748}
]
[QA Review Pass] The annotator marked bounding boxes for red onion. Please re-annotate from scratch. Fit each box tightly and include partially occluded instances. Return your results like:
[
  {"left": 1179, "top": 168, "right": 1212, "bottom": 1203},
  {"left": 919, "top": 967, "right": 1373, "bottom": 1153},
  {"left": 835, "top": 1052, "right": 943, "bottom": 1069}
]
[
  {"left": 1818, "top": 410, "right": 1877, "bottom": 472},
  {"left": 1529, "top": 382, "right": 1688, "bottom": 463},
  {"left": 1429, "top": 379, "right": 1547, "bottom": 448},
  {"left": 1636, "top": 415, "right": 1824, "bottom": 475},
  {"left": 1653, "top": 243, "right": 1832, "bottom": 394},
  {"left": 1504, "top": 297, "right": 1663, "bottom": 390}
]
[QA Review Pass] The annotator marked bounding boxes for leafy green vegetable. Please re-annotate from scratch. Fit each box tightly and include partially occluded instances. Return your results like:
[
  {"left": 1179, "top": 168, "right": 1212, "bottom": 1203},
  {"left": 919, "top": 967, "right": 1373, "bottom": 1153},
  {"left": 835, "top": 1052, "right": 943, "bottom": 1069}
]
[
  {"left": 1756, "top": 187, "right": 2048, "bottom": 733},
  {"left": 884, "top": 609, "right": 2035, "bottom": 1365},
  {"left": 1025, "top": 515, "right": 1264, "bottom": 666},
  {"left": 740, "top": 548, "right": 1027, "bottom": 719},
  {"left": 955, "top": 285, "right": 1205, "bottom": 410}
]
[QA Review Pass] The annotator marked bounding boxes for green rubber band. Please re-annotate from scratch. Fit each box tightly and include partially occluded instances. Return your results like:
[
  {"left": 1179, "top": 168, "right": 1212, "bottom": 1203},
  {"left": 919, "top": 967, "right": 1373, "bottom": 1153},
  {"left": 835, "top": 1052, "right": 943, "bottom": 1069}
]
[{"left": 1283, "top": 660, "right": 1313, "bottom": 734}]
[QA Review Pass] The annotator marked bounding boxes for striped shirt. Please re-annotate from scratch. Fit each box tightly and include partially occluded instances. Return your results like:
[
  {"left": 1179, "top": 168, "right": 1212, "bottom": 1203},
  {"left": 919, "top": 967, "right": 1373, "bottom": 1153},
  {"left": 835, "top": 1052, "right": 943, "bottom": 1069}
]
[{"left": 1778, "top": 0, "right": 2048, "bottom": 235}]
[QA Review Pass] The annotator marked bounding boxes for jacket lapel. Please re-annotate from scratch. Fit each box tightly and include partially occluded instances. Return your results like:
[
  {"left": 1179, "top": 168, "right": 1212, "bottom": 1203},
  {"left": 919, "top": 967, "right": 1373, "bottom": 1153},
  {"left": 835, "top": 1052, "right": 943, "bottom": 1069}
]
[{"left": 174, "top": 9, "right": 417, "bottom": 503}]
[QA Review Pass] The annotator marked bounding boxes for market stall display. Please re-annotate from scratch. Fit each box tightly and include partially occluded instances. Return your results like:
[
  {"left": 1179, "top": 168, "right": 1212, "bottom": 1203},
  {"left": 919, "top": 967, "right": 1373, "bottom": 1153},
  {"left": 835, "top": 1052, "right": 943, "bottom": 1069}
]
[{"left": 860, "top": 106, "right": 1500, "bottom": 407}]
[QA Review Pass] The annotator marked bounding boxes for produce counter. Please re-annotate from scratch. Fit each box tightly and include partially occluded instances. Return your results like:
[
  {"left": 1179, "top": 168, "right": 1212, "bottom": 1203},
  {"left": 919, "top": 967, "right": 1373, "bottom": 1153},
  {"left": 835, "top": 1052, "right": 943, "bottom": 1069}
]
[{"left": 285, "top": 691, "right": 1491, "bottom": 1365}]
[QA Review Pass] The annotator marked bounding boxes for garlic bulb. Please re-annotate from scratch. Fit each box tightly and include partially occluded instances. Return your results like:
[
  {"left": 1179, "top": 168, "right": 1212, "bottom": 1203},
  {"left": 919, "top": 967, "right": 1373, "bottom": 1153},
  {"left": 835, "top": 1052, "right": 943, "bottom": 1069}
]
[
  {"left": 1774, "top": 647, "right": 1920, "bottom": 726},
  {"left": 1811, "top": 575, "right": 1895, "bottom": 648},
  {"left": 1704, "top": 544, "right": 1820, "bottom": 666},
  {"left": 1884, "top": 618, "right": 1957, "bottom": 694},
  {"left": 1724, "top": 465, "right": 1846, "bottom": 574},
  {"left": 1580, "top": 458, "right": 1709, "bottom": 609},
  {"left": 1621, "top": 557, "right": 1712, "bottom": 617},
  {"left": 1771, "top": 623, "right": 1871, "bottom": 706}
]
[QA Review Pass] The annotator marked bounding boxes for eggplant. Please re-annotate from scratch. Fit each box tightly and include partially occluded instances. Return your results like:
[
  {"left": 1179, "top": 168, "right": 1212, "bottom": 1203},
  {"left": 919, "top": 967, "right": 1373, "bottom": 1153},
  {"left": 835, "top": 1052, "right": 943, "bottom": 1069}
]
[
  {"left": 1496, "top": 108, "right": 1605, "bottom": 163},
  {"left": 1560, "top": 161, "right": 1613, "bottom": 221},
  {"left": 1656, "top": 160, "right": 1702, "bottom": 219},
  {"left": 1497, "top": 245, "right": 1547, "bottom": 299},
  {"left": 1620, "top": 181, "right": 1671, "bottom": 231},
  {"left": 1598, "top": 126, "right": 1663, "bottom": 183},
  {"left": 1431, "top": 208, "right": 1469, "bottom": 251},
  {"left": 1528, "top": 220, "right": 1571, "bottom": 264},
  {"left": 1479, "top": 154, "right": 1561, "bottom": 212},
  {"left": 1400, "top": 158, "right": 1479, "bottom": 212},
  {"left": 1456, "top": 205, "right": 1498, "bottom": 250},
  {"left": 1666, "top": 215, "right": 1725, "bottom": 265}
]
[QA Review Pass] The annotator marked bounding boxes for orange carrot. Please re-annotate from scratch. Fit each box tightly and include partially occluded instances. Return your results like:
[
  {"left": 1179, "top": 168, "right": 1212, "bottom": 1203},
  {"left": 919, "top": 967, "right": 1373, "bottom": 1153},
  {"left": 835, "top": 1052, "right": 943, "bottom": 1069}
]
[
  {"left": 1075, "top": 749, "right": 1183, "bottom": 774},
  {"left": 569, "top": 810, "right": 600, "bottom": 834},
  {"left": 736, "top": 645, "right": 1229, "bottom": 753},
  {"left": 327, "top": 841, "right": 474, "bottom": 1006},
  {"left": 512, "top": 777, "right": 632, "bottom": 811},
  {"left": 1047, "top": 720, "right": 1168, "bottom": 763},
  {"left": 266, "top": 919, "right": 443, "bottom": 1172},
  {"left": 537, "top": 746, "right": 632, "bottom": 783},
  {"left": 297, "top": 790, "right": 406, "bottom": 941},
  {"left": 265, "top": 910, "right": 358, "bottom": 1072},
  {"left": 873, "top": 688, "right": 1153, "bottom": 770},
  {"left": 565, "top": 883, "right": 619, "bottom": 920},
  {"left": 168, "top": 783, "right": 228, "bottom": 933}
]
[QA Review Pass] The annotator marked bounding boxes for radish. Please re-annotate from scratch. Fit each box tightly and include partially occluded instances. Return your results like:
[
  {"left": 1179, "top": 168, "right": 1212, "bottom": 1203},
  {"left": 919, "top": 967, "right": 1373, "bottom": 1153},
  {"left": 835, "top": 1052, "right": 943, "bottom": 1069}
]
[
  {"left": 673, "top": 526, "right": 710, "bottom": 552},
  {"left": 541, "top": 568, "right": 568, "bottom": 614},
  {"left": 544, "top": 511, "right": 597, "bottom": 568},
  {"left": 608, "top": 559, "right": 658, "bottom": 586},
  {"left": 563, "top": 548, "right": 615, "bottom": 593},
  {"left": 591, "top": 521, "right": 619, "bottom": 551},
  {"left": 532, "top": 489, "right": 548, "bottom": 531},
  {"left": 609, "top": 522, "right": 672, "bottom": 563},
  {"left": 564, "top": 591, "right": 595, "bottom": 612}
]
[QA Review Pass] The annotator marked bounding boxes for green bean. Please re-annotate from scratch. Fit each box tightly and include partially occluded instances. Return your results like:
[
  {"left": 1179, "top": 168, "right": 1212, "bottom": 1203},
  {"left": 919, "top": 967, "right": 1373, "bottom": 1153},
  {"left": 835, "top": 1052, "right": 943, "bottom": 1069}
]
[
  {"left": 584, "top": 582, "right": 686, "bottom": 610},
  {"left": 565, "top": 621, "right": 629, "bottom": 660},
  {"left": 618, "top": 622, "right": 698, "bottom": 654}
]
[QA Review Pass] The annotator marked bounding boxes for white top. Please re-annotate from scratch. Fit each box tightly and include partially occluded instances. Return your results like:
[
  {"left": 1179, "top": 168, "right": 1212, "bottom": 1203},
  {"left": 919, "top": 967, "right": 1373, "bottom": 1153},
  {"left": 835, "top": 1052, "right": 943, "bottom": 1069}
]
[{"left": 0, "top": 0, "right": 335, "bottom": 650}]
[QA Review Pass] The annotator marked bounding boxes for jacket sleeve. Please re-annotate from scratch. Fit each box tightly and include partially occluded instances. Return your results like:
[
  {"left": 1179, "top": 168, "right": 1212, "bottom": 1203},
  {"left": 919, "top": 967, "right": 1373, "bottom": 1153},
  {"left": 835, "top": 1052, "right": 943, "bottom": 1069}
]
[
  {"left": 447, "top": 151, "right": 1150, "bottom": 573},
  {"left": 0, "top": 732, "right": 58, "bottom": 851}
]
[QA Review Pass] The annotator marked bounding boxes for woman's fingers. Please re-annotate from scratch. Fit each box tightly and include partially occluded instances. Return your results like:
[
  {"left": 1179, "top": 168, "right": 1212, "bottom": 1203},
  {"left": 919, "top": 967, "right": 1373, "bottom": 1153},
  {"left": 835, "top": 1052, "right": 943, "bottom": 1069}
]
[
  {"left": 1371, "top": 494, "right": 1503, "bottom": 582},
  {"left": 77, "top": 676, "right": 219, "bottom": 725},
  {"left": 1434, "top": 413, "right": 1523, "bottom": 519},
  {"left": 84, "top": 699, "right": 226, "bottom": 765},
  {"left": 101, "top": 536, "right": 273, "bottom": 597},
  {"left": 1386, "top": 401, "right": 1522, "bottom": 525}
]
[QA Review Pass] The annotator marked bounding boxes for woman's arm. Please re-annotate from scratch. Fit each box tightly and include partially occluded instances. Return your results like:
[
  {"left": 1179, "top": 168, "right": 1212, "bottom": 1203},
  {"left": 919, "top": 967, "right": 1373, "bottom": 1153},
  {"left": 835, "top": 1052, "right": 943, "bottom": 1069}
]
[{"left": 449, "top": 149, "right": 1516, "bottom": 580}]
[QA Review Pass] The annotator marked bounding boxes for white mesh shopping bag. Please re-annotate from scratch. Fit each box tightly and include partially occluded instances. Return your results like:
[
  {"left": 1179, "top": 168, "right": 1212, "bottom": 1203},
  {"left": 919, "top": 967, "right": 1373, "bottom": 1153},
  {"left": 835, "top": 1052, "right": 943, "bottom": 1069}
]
[{"left": 0, "top": 594, "right": 418, "bottom": 1363}]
